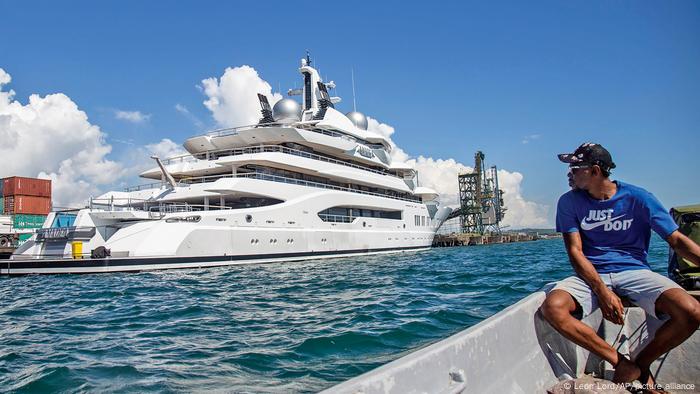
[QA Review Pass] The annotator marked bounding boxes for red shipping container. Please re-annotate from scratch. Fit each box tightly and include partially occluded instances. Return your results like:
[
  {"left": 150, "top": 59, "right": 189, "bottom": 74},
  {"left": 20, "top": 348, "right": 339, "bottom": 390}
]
[
  {"left": 3, "top": 195, "right": 51, "bottom": 215},
  {"left": 3, "top": 176, "right": 52, "bottom": 198}
]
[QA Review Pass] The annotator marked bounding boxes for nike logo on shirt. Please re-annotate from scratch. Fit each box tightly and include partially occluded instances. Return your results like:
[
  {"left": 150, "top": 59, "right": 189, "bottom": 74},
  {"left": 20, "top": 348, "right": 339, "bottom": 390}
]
[{"left": 580, "top": 214, "right": 626, "bottom": 230}]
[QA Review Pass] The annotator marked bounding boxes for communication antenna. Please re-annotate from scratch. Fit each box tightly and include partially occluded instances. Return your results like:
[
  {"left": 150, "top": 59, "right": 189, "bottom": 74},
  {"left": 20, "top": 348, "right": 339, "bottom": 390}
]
[{"left": 351, "top": 68, "right": 357, "bottom": 112}]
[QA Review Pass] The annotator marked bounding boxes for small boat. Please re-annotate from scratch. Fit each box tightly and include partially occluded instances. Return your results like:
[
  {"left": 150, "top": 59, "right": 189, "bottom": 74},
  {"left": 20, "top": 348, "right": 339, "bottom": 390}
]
[{"left": 323, "top": 284, "right": 699, "bottom": 393}]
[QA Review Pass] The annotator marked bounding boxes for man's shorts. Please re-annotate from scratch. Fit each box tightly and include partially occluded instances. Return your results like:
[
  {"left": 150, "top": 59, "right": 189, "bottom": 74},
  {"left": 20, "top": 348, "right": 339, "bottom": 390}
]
[{"left": 549, "top": 269, "right": 683, "bottom": 320}]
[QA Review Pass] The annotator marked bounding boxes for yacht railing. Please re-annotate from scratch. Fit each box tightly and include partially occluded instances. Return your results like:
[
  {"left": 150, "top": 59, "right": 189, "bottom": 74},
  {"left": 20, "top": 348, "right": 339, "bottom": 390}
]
[
  {"left": 197, "top": 122, "right": 348, "bottom": 140},
  {"left": 159, "top": 144, "right": 392, "bottom": 177},
  {"left": 88, "top": 197, "right": 232, "bottom": 216},
  {"left": 178, "top": 122, "right": 391, "bottom": 165},
  {"left": 318, "top": 214, "right": 355, "bottom": 223},
  {"left": 162, "top": 145, "right": 390, "bottom": 176},
  {"left": 124, "top": 181, "right": 166, "bottom": 192},
  {"left": 124, "top": 172, "right": 421, "bottom": 203},
  {"left": 201, "top": 123, "right": 282, "bottom": 138},
  {"left": 179, "top": 172, "right": 421, "bottom": 203}
]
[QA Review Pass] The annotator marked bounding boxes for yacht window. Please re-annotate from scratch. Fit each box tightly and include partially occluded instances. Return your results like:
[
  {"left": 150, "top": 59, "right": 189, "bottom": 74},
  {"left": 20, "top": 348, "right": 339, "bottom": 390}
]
[
  {"left": 318, "top": 206, "right": 402, "bottom": 223},
  {"left": 165, "top": 215, "right": 201, "bottom": 223},
  {"left": 52, "top": 213, "right": 77, "bottom": 228}
]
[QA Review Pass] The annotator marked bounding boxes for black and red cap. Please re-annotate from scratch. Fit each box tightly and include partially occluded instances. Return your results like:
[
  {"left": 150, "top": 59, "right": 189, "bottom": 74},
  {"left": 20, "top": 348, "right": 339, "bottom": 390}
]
[{"left": 558, "top": 142, "right": 616, "bottom": 171}]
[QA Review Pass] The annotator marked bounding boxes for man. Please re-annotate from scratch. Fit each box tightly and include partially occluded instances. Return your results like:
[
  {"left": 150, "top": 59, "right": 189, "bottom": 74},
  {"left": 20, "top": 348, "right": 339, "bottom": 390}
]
[{"left": 540, "top": 142, "right": 700, "bottom": 391}]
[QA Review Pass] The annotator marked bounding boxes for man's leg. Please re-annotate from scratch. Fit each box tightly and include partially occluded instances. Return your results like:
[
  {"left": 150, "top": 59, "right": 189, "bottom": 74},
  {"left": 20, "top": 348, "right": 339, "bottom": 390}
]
[
  {"left": 540, "top": 289, "right": 640, "bottom": 382},
  {"left": 633, "top": 288, "right": 700, "bottom": 381}
]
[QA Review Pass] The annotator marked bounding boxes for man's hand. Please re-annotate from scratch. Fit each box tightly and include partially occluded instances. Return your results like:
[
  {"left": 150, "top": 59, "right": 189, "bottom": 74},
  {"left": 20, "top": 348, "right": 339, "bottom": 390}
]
[
  {"left": 596, "top": 287, "right": 625, "bottom": 325},
  {"left": 563, "top": 232, "right": 625, "bottom": 324}
]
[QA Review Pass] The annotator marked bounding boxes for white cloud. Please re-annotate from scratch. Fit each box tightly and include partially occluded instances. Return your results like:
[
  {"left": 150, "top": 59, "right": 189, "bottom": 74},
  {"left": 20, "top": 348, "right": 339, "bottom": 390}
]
[
  {"left": 497, "top": 170, "right": 550, "bottom": 228},
  {"left": 115, "top": 110, "right": 150, "bottom": 123},
  {"left": 117, "top": 138, "right": 188, "bottom": 187},
  {"left": 0, "top": 69, "right": 11, "bottom": 86},
  {"left": 0, "top": 68, "right": 125, "bottom": 208},
  {"left": 146, "top": 138, "right": 186, "bottom": 160},
  {"left": 366, "top": 116, "right": 410, "bottom": 163},
  {"left": 201, "top": 65, "right": 282, "bottom": 128},
  {"left": 409, "top": 156, "right": 471, "bottom": 207}
]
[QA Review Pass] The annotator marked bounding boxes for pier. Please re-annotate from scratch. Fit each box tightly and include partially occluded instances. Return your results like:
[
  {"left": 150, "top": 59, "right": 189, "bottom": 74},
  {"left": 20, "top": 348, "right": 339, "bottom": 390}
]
[{"left": 432, "top": 232, "right": 552, "bottom": 247}]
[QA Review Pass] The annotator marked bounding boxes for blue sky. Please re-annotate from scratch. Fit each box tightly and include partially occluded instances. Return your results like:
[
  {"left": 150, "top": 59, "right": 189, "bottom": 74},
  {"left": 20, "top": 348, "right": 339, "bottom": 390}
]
[{"left": 2, "top": 0, "right": 699, "bottom": 224}]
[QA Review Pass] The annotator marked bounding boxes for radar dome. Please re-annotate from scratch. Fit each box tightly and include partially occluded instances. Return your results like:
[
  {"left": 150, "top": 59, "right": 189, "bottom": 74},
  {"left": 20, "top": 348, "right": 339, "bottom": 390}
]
[
  {"left": 272, "top": 98, "right": 301, "bottom": 122},
  {"left": 345, "top": 111, "right": 368, "bottom": 130}
]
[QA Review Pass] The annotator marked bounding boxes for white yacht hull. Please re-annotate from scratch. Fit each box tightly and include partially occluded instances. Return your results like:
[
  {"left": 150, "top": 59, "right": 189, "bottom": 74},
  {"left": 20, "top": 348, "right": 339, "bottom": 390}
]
[
  {"left": 6, "top": 181, "right": 448, "bottom": 275},
  {"left": 1, "top": 246, "right": 429, "bottom": 275}
]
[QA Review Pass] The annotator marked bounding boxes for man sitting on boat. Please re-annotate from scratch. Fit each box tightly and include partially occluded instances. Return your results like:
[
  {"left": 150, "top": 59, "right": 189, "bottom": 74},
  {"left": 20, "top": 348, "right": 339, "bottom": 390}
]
[{"left": 540, "top": 142, "right": 700, "bottom": 391}]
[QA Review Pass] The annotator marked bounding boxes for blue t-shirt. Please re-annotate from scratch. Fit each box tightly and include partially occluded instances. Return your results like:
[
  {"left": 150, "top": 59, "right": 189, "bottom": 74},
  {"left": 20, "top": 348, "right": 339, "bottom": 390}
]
[{"left": 556, "top": 181, "right": 678, "bottom": 273}]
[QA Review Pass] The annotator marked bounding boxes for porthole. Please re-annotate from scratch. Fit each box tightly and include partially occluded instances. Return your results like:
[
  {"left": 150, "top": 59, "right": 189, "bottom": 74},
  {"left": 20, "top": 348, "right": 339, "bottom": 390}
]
[
  {"left": 363, "top": 221, "right": 366, "bottom": 227},
  {"left": 403, "top": 224, "right": 406, "bottom": 229},
  {"left": 245, "top": 215, "right": 253, "bottom": 223},
  {"left": 251, "top": 239, "right": 255, "bottom": 244}
]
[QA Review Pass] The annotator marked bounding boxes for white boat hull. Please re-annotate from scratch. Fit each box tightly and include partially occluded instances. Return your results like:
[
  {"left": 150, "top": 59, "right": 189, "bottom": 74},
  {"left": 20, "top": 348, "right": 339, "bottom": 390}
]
[{"left": 324, "top": 286, "right": 700, "bottom": 393}]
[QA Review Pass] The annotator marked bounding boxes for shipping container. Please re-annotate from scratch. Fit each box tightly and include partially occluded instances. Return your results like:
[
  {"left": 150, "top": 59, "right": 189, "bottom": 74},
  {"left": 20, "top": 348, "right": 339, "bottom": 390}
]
[
  {"left": 18, "top": 233, "right": 32, "bottom": 242},
  {"left": 3, "top": 176, "right": 51, "bottom": 198},
  {"left": 0, "top": 178, "right": 3, "bottom": 195},
  {"left": 0, "top": 196, "right": 3, "bottom": 214},
  {"left": 13, "top": 214, "right": 47, "bottom": 229},
  {"left": 3, "top": 195, "right": 51, "bottom": 215}
]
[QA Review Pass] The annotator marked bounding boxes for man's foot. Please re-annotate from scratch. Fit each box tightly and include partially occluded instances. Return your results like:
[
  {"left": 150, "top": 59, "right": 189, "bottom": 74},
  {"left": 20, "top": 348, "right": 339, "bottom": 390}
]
[
  {"left": 637, "top": 368, "right": 668, "bottom": 393},
  {"left": 612, "top": 353, "right": 641, "bottom": 383}
]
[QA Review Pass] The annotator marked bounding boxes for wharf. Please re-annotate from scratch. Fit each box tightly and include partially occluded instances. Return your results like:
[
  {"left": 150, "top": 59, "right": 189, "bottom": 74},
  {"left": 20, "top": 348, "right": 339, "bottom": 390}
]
[{"left": 432, "top": 232, "right": 547, "bottom": 247}]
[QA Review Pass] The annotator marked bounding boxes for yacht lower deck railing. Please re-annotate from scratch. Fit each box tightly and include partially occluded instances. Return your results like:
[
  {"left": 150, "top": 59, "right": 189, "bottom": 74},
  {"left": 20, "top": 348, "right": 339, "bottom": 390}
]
[
  {"left": 317, "top": 214, "right": 355, "bottom": 223},
  {"left": 88, "top": 197, "right": 231, "bottom": 217},
  {"left": 184, "top": 172, "right": 421, "bottom": 203}
]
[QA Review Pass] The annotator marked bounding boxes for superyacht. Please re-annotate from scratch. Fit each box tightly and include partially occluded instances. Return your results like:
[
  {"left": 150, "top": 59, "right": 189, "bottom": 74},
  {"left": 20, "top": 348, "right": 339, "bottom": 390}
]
[{"left": 4, "top": 56, "right": 452, "bottom": 274}]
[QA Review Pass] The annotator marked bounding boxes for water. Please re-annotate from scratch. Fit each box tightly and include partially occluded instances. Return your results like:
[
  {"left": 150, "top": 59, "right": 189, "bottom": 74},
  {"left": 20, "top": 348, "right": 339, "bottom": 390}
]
[{"left": 0, "top": 236, "right": 672, "bottom": 393}]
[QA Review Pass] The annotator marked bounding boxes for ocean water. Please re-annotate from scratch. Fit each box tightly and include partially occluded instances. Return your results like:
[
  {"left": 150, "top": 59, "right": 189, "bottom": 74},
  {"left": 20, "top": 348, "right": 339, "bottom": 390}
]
[{"left": 0, "top": 236, "right": 672, "bottom": 393}]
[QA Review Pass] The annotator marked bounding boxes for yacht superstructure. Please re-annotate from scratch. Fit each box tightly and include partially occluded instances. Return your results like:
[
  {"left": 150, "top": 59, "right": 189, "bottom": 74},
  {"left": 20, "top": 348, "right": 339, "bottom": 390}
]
[{"left": 4, "top": 56, "right": 452, "bottom": 274}]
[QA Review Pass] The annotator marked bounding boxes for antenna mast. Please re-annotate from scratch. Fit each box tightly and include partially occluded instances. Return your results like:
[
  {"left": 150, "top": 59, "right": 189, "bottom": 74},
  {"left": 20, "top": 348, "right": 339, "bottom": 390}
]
[{"left": 351, "top": 68, "right": 357, "bottom": 112}]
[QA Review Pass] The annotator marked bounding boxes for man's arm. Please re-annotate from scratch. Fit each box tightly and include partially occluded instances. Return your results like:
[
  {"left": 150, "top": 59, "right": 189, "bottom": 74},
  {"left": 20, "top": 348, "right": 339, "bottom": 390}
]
[
  {"left": 563, "top": 232, "right": 625, "bottom": 324},
  {"left": 667, "top": 230, "right": 700, "bottom": 267}
]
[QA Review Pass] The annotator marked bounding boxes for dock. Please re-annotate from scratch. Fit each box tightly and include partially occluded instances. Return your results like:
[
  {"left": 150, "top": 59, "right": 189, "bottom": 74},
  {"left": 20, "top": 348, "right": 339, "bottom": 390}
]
[{"left": 432, "top": 232, "right": 554, "bottom": 247}]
